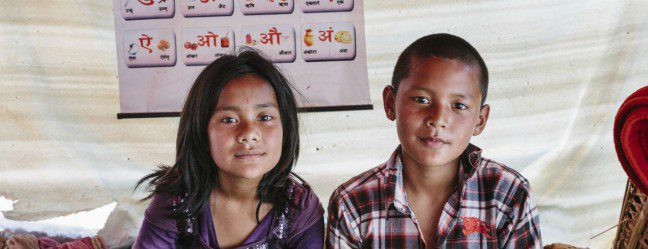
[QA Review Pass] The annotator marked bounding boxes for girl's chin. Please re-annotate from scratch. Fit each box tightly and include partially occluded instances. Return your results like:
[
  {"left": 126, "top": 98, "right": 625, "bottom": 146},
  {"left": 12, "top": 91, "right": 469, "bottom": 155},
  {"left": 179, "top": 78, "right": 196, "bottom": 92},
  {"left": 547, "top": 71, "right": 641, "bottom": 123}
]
[{"left": 219, "top": 167, "right": 273, "bottom": 180}]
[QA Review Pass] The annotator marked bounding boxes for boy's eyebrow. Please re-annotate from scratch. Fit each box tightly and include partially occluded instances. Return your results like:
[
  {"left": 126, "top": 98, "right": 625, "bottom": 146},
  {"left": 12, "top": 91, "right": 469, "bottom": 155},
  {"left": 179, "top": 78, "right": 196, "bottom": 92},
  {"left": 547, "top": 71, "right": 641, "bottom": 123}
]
[
  {"left": 451, "top": 92, "right": 474, "bottom": 100},
  {"left": 214, "top": 103, "right": 278, "bottom": 112},
  {"left": 409, "top": 86, "right": 475, "bottom": 99}
]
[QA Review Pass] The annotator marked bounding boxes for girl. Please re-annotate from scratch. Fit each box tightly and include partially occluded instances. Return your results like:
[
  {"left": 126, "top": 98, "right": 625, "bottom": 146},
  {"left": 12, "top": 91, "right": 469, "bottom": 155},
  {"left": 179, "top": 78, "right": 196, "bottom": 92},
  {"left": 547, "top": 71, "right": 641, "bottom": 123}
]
[{"left": 133, "top": 50, "right": 324, "bottom": 248}]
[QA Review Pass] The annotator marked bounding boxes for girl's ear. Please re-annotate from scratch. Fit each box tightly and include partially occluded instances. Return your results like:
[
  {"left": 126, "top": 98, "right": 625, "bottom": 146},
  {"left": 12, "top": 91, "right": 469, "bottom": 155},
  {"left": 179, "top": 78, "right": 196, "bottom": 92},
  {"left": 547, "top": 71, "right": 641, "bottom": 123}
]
[
  {"left": 383, "top": 85, "right": 397, "bottom": 121},
  {"left": 473, "top": 104, "right": 490, "bottom": 136}
]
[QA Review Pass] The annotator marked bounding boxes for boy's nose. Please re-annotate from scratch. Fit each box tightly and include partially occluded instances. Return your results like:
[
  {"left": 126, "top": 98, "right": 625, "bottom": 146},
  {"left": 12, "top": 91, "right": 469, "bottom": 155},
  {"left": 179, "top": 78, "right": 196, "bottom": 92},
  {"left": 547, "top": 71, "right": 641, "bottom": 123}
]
[{"left": 425, "top": 107, "right": 448, "bottom": 129}]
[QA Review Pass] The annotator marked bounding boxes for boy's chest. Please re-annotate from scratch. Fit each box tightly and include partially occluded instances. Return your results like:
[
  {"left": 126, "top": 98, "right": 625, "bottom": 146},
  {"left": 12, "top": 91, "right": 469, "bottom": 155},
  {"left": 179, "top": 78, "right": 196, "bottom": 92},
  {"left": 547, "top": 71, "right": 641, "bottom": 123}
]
[
  {"left": 360, "top": 206, "right": 503, "bottom": 249},
  {"left": 407, "top": 196, "right": 446, "bottom": 247}
]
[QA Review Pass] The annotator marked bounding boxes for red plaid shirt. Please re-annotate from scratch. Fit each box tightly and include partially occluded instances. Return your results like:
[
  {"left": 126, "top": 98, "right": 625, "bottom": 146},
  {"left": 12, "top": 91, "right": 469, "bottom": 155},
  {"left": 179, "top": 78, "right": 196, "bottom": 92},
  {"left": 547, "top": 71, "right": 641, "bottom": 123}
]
[{"left": 326, "top": 144, "right": 542, "bottom": 248}]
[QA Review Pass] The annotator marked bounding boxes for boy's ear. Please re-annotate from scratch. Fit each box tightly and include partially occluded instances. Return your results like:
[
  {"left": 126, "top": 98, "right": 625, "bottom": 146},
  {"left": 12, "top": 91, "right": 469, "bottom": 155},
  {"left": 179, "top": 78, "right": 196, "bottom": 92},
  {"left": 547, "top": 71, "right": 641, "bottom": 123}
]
[
  {"left": 383, "top": 85, "right": 396, "bottom": 121},
  {"left": 473, "top": 104, "right": 490, "bottom": 136}
]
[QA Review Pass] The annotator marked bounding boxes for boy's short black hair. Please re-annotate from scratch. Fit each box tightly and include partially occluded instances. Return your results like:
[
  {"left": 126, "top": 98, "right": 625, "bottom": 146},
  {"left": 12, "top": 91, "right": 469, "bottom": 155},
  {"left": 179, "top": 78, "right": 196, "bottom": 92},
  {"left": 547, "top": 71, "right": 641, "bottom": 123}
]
[{"left": 391, "top": 33, "right": 489, "bottom": 105}]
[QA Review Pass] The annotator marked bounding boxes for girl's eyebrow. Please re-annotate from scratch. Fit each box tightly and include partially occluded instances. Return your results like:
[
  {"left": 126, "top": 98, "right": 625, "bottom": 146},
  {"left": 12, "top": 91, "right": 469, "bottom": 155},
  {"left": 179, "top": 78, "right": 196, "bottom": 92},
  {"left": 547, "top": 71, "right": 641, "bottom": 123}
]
[
  {"left": 256, "top": 103, "right": 278, "bottom": 109},
  {"left": 214, "top": 106, "right": 239, "bottom": 112},
  {"left": 214, "top": 103, "right": 278, "bottom": 112}
]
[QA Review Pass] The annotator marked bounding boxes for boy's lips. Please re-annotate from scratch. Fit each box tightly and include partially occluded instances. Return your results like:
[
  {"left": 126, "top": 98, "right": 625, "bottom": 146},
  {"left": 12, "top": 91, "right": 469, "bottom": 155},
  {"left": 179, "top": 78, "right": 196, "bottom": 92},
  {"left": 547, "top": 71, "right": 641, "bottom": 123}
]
[{"left": 418, "top": 136, "right": 449, "bottom": 147}]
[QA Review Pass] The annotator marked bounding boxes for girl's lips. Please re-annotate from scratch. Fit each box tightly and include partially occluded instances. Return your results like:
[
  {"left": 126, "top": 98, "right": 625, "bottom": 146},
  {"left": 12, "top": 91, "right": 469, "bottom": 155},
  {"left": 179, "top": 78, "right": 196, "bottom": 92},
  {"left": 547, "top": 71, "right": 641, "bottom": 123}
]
[{"left": 234, "top": 151, "right": 266, "bottom": 158}]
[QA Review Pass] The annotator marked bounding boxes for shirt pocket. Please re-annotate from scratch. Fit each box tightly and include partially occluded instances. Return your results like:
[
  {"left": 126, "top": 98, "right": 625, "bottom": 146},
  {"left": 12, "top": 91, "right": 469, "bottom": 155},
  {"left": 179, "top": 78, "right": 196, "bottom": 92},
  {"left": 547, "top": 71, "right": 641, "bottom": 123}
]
[{"left": 442, "top": 217, "right": 498, "bottom": 248}]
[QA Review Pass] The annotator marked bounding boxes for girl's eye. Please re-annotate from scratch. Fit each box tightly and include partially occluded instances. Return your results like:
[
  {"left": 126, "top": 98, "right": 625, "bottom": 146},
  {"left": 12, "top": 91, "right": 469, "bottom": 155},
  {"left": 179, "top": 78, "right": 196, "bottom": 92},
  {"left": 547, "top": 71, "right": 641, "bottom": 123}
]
[
  {"left": 259, "top": 115, "right": 273, "bottom": 121},
  {"left": 221, "top": 117, "right": 237, "bottom": 123},
  {"left": 413, "top": 96, "right": 430, "bottom": 104},
  {"left": 453, "top": 103, "right": 468, "bottom": 110}
]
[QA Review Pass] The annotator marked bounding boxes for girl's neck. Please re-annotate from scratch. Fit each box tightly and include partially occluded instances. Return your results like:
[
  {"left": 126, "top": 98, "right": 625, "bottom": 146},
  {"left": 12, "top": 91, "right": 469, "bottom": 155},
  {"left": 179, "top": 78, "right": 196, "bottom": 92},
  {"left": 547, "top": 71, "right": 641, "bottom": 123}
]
[{"left": 214, "top": 172, "right": 261, "bottom": 203}]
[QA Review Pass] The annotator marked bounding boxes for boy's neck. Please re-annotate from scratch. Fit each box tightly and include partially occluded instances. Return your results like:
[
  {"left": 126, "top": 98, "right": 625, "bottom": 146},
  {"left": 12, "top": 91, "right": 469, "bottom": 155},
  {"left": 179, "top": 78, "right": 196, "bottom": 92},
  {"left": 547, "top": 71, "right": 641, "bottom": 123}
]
[{"left": 401, "top": 156, "right": 459, "bottom": 196}]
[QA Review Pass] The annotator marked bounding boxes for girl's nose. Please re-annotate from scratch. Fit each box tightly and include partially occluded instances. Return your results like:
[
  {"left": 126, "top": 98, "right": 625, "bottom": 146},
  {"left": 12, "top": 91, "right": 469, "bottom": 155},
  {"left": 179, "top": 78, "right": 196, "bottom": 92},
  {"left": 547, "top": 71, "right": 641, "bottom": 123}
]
[{"left": 237, "top": 121, "right": 260, "bottom": 143}]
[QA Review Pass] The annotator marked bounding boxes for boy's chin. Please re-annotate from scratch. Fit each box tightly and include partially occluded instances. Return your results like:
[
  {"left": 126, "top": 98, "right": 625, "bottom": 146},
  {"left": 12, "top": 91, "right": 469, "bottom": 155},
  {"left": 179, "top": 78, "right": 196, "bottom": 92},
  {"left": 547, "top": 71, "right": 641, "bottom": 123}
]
[
  {"left": 416, "top": 158, "right": 457, "bottom": 168},
  {"left": 402, "top": 147, "right": 460, "bottom": 168}
]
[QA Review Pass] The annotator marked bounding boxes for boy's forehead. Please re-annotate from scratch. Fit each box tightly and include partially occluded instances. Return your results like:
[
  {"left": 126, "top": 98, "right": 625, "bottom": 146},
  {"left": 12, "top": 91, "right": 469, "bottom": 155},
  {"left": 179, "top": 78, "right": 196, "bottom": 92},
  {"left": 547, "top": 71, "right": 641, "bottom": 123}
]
[
  {"left": 409, "top": 56, "right": 475, "bottom": 75},
  {"left": 401, "top": 56, "right": 481, "bottom": 95}
]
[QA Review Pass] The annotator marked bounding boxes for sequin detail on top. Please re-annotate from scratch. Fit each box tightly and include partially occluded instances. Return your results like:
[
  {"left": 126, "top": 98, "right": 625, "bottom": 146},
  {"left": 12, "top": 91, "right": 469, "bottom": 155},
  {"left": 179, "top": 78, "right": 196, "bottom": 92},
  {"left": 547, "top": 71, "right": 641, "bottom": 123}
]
[
  {"left": 172, "top": 181, "right": 303, "bottom": 249},
  {"left": 172, "top": 193, "right": 197, "bottom": 238},
  {"left": 265, "top": 180, "right": 303, "bottom": 248}
]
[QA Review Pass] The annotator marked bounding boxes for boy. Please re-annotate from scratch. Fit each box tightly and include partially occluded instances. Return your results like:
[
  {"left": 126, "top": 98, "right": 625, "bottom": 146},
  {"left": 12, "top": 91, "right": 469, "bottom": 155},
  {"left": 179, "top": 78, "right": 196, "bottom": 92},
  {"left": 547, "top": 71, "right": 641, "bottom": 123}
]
[{"left": 326, "top": 34, "right": 542, "bottom": 248}]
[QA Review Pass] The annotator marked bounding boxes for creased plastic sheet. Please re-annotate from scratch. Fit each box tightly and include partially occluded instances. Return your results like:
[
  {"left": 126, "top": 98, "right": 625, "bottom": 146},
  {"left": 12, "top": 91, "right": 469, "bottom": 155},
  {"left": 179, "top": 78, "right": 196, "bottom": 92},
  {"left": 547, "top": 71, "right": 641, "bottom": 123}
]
[{"left": 0, "top": 1, "right": 647, "bottom": 248}]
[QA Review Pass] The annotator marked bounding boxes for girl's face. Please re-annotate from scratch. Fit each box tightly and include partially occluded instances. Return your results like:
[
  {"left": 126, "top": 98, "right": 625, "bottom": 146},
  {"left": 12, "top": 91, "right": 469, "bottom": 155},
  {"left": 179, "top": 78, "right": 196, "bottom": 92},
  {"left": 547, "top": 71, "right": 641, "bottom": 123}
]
[{"left": 207, "top": 74, "right": 283, "bottom": 181}]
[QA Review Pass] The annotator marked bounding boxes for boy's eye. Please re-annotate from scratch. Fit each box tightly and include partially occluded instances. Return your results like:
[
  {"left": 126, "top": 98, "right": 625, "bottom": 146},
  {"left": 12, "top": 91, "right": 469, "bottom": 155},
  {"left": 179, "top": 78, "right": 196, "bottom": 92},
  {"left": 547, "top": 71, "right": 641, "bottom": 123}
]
[
  {"left": 413, "top": 96, "right": 430, "bottom": 104},
  {"left": 221, "top": 117, "right": 238, "bottom": 123},
  {"left": 452, "top": 103, "right": 468, "bottom": 110},
  {"left": 259, "top": 114, "right": 273, "bottom": 121}
]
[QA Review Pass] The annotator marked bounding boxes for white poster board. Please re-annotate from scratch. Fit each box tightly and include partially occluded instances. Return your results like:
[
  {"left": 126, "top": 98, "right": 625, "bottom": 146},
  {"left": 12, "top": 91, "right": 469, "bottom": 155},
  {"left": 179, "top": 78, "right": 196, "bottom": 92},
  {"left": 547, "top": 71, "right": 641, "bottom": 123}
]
[{"left": 112, "top": 0, "right": 371, "bottom": 118}]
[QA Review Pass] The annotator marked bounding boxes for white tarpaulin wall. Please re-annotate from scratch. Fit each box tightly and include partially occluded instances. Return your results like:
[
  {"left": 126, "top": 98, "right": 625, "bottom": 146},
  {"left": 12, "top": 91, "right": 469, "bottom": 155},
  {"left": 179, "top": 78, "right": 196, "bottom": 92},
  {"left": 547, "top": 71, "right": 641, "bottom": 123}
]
[{"left": 1, "top": 1, "right": 647, "bottom": 248}]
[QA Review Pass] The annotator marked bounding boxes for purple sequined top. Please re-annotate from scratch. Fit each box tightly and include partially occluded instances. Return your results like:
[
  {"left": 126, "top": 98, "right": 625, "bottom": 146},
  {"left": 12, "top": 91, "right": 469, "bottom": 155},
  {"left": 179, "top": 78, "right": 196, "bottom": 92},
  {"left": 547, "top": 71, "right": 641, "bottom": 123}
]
[{"left": 133, "top": 178, "right": 325, "bottom": 249}]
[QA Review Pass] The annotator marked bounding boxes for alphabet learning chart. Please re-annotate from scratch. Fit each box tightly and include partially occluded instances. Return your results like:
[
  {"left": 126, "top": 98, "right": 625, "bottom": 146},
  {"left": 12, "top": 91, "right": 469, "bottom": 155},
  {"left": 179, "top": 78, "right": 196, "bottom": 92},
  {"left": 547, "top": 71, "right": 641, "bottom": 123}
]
[{"left": 113, "top": 0, "right": 370, "bottom": 118}]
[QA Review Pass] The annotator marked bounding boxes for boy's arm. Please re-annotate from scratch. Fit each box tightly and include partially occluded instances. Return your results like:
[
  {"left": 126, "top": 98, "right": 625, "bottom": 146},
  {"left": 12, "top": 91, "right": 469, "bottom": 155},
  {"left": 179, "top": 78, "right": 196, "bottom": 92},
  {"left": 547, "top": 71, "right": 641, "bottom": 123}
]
[
  {"left": 326, "top": 190, "right": 362, "bottom": 249},
  {"left": 501, "top": 181, "right": 542, "bottom": 249}
]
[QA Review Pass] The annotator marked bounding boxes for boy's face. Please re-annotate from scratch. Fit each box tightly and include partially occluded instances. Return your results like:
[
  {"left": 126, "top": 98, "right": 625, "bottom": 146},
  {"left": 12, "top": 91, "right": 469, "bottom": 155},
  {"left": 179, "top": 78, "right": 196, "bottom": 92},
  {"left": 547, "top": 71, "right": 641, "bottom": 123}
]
[{"left": 383, "top": 57, "right": 490, "bottom": 169}]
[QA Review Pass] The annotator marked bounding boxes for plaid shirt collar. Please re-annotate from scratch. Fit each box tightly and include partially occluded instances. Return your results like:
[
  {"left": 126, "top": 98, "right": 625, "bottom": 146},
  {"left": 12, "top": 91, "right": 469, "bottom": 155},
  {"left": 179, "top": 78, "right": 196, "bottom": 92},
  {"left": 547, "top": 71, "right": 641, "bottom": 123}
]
[{"left": 386, "top": 143, "right": 484, "bottom": 214}]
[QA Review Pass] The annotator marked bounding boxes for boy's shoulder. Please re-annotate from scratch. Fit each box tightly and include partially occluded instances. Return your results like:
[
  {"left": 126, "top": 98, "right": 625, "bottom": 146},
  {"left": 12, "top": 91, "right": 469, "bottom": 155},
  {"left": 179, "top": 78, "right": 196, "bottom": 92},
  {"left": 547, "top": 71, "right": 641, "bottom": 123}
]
[
  {"left": 329, "top": 160, "right": 394, "bottom": 203},
  {"left": 471, "top": 156, "right": 533, "bottom": 199}
]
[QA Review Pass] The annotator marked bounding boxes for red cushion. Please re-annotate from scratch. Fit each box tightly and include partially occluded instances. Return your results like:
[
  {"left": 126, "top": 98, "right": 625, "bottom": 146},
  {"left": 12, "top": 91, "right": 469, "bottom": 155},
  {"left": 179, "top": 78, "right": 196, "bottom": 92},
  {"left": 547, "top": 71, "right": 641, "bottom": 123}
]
[{"left": 614, "top": 85, "right": 648, "bottom": 194}]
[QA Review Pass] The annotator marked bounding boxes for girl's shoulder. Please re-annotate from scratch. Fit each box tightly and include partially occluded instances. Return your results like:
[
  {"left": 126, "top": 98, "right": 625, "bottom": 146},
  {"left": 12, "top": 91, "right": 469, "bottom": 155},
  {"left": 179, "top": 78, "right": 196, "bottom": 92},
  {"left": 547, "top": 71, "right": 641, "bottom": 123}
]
[
  {"left": 143, "top": 193, "right": 179, "bottom": 233},
  {"left": 282, "top": 176, "right": 324, "bottom": 238},
  {"left": 285, "top": 176, "right": 321, "bottom": 210}
]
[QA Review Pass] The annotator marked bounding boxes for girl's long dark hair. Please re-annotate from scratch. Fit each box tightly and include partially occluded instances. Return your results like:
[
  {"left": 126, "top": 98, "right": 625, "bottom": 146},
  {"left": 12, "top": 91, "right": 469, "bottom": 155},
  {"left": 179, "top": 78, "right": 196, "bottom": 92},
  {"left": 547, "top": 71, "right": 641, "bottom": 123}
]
[{"left": 135, "top": 49, "right": 301, "bottom": 229}]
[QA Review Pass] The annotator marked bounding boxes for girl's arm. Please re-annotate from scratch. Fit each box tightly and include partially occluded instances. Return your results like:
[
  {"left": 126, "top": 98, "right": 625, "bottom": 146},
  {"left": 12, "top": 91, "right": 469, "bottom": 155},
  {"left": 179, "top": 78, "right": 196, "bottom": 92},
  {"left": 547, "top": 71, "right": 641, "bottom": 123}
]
[
  {"left": 286, "top": 217, "right": 325, "bottom": 249},
  {"left": 132, "top": 218, "right": 178, "bottom": 249},
  {"left": 285, "top": 182, "right": 326, "bottom": 249},
  {"left": 133, "top": 194, "right": 181, "bottom": 249}
]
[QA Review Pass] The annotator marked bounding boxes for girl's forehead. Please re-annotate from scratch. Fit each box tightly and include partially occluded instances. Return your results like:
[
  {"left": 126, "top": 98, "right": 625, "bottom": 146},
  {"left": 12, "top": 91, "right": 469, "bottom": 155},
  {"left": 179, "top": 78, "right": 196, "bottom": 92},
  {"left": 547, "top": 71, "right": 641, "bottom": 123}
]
[{"left": 217, "top": 75, "right": 278, "bottom": 107}]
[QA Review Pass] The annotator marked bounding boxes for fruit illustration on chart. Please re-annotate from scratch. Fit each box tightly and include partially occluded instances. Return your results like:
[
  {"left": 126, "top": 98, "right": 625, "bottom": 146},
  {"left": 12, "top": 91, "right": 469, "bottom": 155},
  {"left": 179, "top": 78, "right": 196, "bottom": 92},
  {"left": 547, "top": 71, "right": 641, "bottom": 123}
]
[
  {"left": 304, "top": 29, "right": 314, "bottom": 47},
  {"left": 245, "top": 34, "right": 256, "bottom": 45},
  {"left": 157, "top": 39, "right": 170, "bottom": 51},
  {"left": 334, "top": 31, "right": 352, "bottom": 44},
  {"left": 184, "top": 41, "right": 198, "bottom": 50},
  {"left": 221, "top": 32, "right": 230, "bottom": 48}
]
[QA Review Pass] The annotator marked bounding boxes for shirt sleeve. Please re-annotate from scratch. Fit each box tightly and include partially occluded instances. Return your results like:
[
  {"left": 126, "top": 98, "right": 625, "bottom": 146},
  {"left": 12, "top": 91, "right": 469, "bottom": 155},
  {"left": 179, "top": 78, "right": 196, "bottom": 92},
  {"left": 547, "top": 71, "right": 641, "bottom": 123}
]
[
  {"left": 326, "top": 189, "right": 362, "bottom": 249},
  {"left": 500, "top": 181, "right": 543, "bottom": 249}
]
